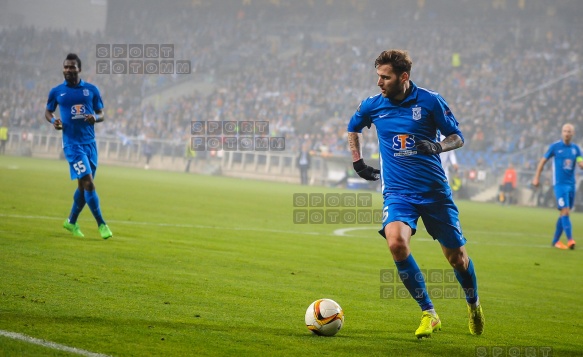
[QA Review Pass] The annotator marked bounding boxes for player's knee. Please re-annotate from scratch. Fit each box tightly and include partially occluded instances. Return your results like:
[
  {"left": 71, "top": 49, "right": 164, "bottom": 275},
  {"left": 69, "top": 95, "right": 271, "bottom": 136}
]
[
  {"left": 385, "top": 223, "right": 411, "bottom": 259},
  {"left": 447, "top": 253, "right": 467, "bottom": 271},
  {"left": 442, "top": 246, "right": 467, "bottom": 270},
  {"left": 560, "top": 208, "right": 570, "bottom": 216},
  {"left": 387, "top": 237, "right": 408, "bottom": 259},
  {"left": 80, "top": 177, "right": 95, "bottom": 191}
]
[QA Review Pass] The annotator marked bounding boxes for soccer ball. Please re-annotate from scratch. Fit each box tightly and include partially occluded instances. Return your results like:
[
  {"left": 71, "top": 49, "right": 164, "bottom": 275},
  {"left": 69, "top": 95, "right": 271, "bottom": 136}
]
[{"left": 304, "top": 298, "right": 344, "bottom": 336}]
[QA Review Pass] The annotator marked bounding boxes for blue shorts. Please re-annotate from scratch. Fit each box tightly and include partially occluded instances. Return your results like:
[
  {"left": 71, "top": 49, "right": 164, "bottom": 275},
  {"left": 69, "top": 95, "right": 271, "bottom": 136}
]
[
  {"left": 378, "top": 191, "right": 466, "bottom": 249},
  {"left": 554, "top": 185, "right": 575, "bottom": 210},
  {"left": 63, "top": 142, "right": 98, "bottom": 180}
]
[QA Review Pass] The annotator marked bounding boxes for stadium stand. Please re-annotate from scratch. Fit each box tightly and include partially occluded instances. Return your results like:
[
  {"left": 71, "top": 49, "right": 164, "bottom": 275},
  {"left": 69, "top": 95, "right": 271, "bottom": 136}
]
[{"left": 1, "top": 0, "right": 582, "bottom": 204}]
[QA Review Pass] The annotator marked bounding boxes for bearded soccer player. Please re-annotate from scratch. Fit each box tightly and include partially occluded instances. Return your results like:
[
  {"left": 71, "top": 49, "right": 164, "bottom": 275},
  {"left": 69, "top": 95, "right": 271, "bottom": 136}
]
[
  {"left": 44, "top": 53, "right": 112, "bottom": 239},
  {"left": 532, "top": 123, "right": 583, "bottom": 250},
  {"left": 347, "top": 49, "right": 484, "bottom": 338}
]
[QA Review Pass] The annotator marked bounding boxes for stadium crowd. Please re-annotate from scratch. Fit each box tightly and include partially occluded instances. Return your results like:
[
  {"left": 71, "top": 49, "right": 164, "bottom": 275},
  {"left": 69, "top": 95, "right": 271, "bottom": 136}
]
[{"left": 1, "top": 0, "right": 583, "bottom": 176}]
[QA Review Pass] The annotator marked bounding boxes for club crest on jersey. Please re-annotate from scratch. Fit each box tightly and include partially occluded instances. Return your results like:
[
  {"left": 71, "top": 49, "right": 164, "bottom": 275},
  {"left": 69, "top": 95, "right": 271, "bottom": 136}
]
[
  {"left": 71, "top": 104, "right": 87, "bottom": 119},
  {"left": 412, "top": 107, "right": 422, "bottom": 120},
  {"left": 83, "top": 89, "right": 90, "bottom": 96}
]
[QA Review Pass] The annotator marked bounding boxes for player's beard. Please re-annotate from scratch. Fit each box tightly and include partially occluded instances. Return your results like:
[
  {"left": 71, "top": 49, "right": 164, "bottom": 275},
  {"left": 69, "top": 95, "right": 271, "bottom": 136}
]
[
  {"left": 64, "top": 72, "right": 78, "bottom": 85},
  {"left": 381, "top": 81, "right": 404, "bottom": 101}
]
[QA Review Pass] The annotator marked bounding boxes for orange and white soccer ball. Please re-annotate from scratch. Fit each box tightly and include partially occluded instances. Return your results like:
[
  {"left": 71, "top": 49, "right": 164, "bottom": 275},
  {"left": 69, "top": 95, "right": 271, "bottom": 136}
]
[{"left": 304, "top": 298, "right": 344, "bottom": 336}]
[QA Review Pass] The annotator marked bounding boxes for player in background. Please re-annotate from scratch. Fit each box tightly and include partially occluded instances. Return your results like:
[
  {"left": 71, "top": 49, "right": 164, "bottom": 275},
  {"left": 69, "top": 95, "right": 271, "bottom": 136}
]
[
  {"left": 439, "top": 134, "right": 458, "bottom": 184},
  {"left": 347, "top": 49, "right": 484, "bottom": 338},
  {"left": 532, "top": 123, "right": 583, "bottom": 250},
  {"left": 44, "top": 53, "right": 112, "bottom": 239}
]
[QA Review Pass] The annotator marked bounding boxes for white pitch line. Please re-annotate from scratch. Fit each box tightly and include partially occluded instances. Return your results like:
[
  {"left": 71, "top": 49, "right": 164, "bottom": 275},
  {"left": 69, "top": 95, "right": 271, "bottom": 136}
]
[
  {"left": 332, "top": 227, "right": 554, "bottom": 249},
  {"left": 0, "top": 330, "right": 112, "bottom": 357},
  {"left": 1, "top": 213, "right": 554, "bottom": 248},
  {"left": 0, "top": 213, "right": 323, "bottom": 236}
]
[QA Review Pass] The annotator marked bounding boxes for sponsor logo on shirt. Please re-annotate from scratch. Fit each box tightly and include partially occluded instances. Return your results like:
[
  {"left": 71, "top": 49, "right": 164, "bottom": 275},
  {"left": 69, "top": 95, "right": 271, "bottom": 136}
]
[
  {"left": 71, "top": 104, "right": 87, "bottom": 119},
  {"left": 392, "top": 134, "right": 417, "bottom": 157}
]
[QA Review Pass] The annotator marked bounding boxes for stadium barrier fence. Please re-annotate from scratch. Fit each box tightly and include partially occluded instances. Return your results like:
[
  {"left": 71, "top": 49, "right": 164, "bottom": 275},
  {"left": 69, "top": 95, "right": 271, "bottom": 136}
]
[{"left": 5, "top": 130, "right": 560, "bottom": 205}]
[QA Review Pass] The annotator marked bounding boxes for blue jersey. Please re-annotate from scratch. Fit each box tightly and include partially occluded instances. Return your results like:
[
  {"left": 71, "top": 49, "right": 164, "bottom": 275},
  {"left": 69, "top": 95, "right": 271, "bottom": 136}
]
[
  {"left": 543, "top": 140, "right": 582, "bottom": 187},
  {"left": 46, "top": 80, "right": 104, "bottom": 147},
  {"left": 348, "top": 81, "right": 463, "bottom": 198}
]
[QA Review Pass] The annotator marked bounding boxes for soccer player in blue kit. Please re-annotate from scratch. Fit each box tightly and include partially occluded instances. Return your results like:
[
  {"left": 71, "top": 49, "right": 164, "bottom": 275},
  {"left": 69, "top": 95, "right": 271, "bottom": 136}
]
[
  {"left": 347, "top": 50, "right": 484, "bottom": 338},
  {"left": 532, "top": 123, "right": 583, "bottom": 250},
  {"left": 44, "top": 53, "right": 113, "bottom": 239}
]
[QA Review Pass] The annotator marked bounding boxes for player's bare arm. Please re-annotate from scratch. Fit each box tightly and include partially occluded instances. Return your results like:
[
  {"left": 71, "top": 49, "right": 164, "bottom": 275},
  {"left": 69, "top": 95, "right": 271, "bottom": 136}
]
[
  {"left": 532, "top": 157, "right": 548, "bottom": 187},
  {"left": 418, "top": 133, "right": 463, "bottom": 155},
  {"left": 45, "top": 108, "right": 62, "bottom": 130},
  {"left": 440, "top": 134, "right": 464, "bottom": 152},
  {"left": 347, "top": 132, "right": 362, "bottom": 162},
  {"left": 348, "top": 131, "right": 379, "bottom": 181}
]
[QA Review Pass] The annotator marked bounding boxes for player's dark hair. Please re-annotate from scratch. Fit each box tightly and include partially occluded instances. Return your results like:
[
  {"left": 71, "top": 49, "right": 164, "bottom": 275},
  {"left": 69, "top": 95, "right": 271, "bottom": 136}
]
[
  {"left": 374, "top": 50, "right": 412, "bottom": 76},
  {"left": 64, "top": 53, "right": 82, "bottom": 70}
]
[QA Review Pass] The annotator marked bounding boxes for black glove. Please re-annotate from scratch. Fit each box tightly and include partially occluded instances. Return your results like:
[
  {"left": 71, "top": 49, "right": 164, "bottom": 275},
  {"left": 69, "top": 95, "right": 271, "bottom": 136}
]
[
  {"left": 416, "top": 140, "right": 443, "bottom": 155},
  {"left": 353, "top": 159, "right": 380, "bottom": 181}
]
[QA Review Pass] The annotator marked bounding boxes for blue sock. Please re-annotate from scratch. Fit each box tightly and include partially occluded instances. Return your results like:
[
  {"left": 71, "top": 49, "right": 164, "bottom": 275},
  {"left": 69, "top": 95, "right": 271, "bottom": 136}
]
[
  {"left": 84, "top": 190, "right": 105, "bottom": 226},
  {"left": 552, "top": 217, "right": 563, "bottom": 244},
  {"left": 454, "top": 258, "right": 478, "bottom": 305},
  {"left": 394, "top": 254, "right": 433, "bottom": 311},
  {"left": 561, "top": 215, "right": 572, "bottom": 240},
  {"left": 68, "top": 189, "right": 86, "bottom": 224}
]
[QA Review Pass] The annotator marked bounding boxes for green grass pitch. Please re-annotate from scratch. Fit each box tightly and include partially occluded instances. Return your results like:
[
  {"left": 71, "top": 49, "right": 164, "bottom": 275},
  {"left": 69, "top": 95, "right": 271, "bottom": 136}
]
[{"left": 0, "top": 155, "right": 582, "bottom": 356}]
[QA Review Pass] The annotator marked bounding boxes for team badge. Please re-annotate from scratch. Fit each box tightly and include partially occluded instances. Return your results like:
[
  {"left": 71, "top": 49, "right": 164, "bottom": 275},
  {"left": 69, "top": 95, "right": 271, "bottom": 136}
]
[
  {"left": 83, "top": 89, "right": 90, "bottom": 96},
  {"left": 412, "top": 107, "right": 421, "bottom": 120}
]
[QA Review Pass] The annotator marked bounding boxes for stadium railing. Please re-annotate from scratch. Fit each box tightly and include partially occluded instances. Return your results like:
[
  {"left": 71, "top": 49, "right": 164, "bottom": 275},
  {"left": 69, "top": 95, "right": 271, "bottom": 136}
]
[{"left": 5, "top": 130, "right": 553, "bottom": 202}]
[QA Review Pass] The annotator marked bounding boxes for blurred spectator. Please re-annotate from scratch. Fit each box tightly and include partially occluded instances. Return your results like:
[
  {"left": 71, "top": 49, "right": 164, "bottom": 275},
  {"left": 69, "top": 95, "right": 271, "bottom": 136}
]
[
  {"left": 500, "top": 163, "right": 518, "bottom": 204},
  {"left": 185, "top": 141, "right": 197, "bottom": 173},
  {"left": 0, "top": 0, "right": 581, "bottom": 177},
  {"left": 296, "top": 142, "right": 311, "bottom": 185},
  {"left": 440, "top": 134, "right": 459, "bottom": 184},
  {"left": 0, "top": 119, "right": 7, "bottom": 154},
  {"left": 143, "top": 140, "right": 153, "bottom": 170}
]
